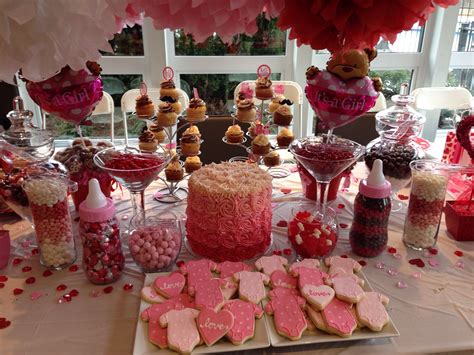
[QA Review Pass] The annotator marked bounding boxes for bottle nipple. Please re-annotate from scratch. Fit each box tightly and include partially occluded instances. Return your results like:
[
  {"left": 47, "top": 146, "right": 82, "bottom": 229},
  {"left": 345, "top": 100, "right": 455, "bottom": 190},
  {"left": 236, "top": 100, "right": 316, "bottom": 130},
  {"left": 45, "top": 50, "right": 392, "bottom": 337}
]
[
  {"left": 85, "top": 178, "right": 107, "bottom": 209},
  {"left": 367, "top": 159, "right": 386, "bottom": 187}
]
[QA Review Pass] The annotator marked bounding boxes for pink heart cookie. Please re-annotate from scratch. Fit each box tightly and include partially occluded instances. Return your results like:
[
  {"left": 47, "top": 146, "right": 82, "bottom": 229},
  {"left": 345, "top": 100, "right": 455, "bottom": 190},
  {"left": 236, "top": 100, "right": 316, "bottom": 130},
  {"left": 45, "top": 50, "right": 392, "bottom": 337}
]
[
  {"left": 193, "top": 278, "right": 225, "bottom": 311},
  {"left": 217, "top": 261, "right": 253, "bottom": 279},
  {"left": 322, "top": 298, "right": 357, "bottom": 337},
  {"left": 270, "top": 270, "right": 298, "bottom": 290},
  {"left": 153, "top": 272, "right": 186, "bottom": 299},
  {"left": 289, "top": 258, "right": 321, "bottom": 276},
  {"left": 141, "top": 286, "right": 167, "bottom": 303},
  {"left": 234, "top": 271, "right": 269, "bottom": 304},
  {"left": 223, "top": 299, "right": 263, "bottom": 345},
  {"left": 301, "top": 284, "right": 335, "bottom": 310},
  {"left": 255, "top": 255, "right": 288, "bottom": 276},
  {"left": 160, "top": 308, "right": 201, "bottom": 353},
  {"left": 356, "top": 292, "right": 390, "bottom": 331},
  {"left": 197, "top": 308, "right": 235, "bottom": 346}
]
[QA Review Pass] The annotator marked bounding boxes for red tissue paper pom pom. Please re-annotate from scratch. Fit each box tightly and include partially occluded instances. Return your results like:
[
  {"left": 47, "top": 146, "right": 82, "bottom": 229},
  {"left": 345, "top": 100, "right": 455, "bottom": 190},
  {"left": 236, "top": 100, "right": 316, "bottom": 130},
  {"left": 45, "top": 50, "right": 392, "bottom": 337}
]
[{"left": 277, "top": 0, "right": 459, "bottom": 52}]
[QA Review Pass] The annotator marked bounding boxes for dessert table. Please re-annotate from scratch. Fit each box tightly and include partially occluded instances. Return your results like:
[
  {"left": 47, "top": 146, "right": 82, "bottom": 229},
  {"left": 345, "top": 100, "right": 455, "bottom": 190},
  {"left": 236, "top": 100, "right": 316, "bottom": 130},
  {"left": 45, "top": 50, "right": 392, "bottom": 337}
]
[{"left": 0, "top": 164, "right": 473, "bottom": 355}]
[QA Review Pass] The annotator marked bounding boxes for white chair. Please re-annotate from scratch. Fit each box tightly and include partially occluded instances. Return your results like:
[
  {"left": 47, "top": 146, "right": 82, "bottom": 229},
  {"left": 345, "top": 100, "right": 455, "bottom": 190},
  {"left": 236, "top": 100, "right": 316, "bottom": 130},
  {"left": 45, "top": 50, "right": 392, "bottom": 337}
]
[
  {"left": 411, "top": 87, "right": 472, "bottom": 112},
  {"left": 120, "top": 88, "right": 190, "bottom": 146},
  {"left": 91, "top": 91, "right": 115, "bottom": 143},
  {"left": 233, "top": 80, "right": 304, "bottom": 137}
]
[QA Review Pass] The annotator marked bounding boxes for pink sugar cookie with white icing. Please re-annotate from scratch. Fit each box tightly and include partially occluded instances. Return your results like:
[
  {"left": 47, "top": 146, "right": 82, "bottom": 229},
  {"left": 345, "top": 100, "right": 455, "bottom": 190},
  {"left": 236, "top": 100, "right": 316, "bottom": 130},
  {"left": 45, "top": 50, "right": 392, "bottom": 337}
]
[
  {"left": 326, "top": 275, "right": 365, "bottom": 304},
  {"left": 197, "top": 308, "right": 234, "bottom": 346},
  {"left": 301, "top": 284, "right": 335, "bottom": 310},
  {"left": 255, "top": 255, "right": 288, "bottom": 276},
  {"left": 180, "top": 259, "right": 217, "bottom": 293},
  {"left": 217, "top": 261, "right": 253, "bottom": 278},
  {"left": 234, "top": 271, "right": 269, "bottom": 304},
  {"left": 270, "top": 270, "right": 298, "bottom": 290},
  {"left": 269, "top": 287, "right": 300, "bottom": 298},
  {"left": 192, "top": 278, "right": 225, "bottom": 311},
  {"left": 289, "top": 258, "right": 321, "bottom": 276},
  {"left": 223, "top": 299, "right": 263, "bottom": 345},
  {"left": 141, "top": 286, "right": 167, "bottom": 304},
  {"left": 174, "top": 293, "right": 196, "bottom": 309},
  {"left": 265, "top": 292, "right": 307, "bottom": 340},
  {"left": 322, "top": 298, "right": 357, "bottom": 337},
  {"left": 220, "top": 277, "right": 238, "bottom": 300},
  {"left": 153, "top": 272, "right": 186, "bottom": 299},
  {"left": 160, "top": 308, "right": 202, "bottom": 353},
  {"left": 325, "top": 256, "right": 361, "bottom": 278},
  {"left": 356, "top": 292, "right": 390, "bottom": 331},
  {"left": 293, "top": 266, "right": 328, "bottom": 290},
  {"left": 141, "top": 298, "right": 185, "bottom": 349}
]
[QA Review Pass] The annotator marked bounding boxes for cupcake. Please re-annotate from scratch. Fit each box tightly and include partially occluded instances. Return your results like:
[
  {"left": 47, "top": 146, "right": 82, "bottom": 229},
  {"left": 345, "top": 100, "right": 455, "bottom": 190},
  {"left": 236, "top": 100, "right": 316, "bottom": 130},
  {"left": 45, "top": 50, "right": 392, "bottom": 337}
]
[
  {"left": 138, "top": 130, "right": 158, "bottom": 152},
  {"left": 165, "top": 159, "right": 184, "bottom": 181},
  {"left": 277, "top": 128, "right": 294, "bottom": 147},
  {"left": 160, "top": 79, "right": 180, "bottom": 100},
  {"left": 273, "top": 105, "right": 293, "bottom": 126},
  {"left": 180, "top": 127, "right": 201, "bottom": 155},
  {"left": 225, "top": 124, "right": 244, "bottom": 144},
  {"left": 236, "top": 99, "right": 256, "bottom": 123},
  {"left": 248, "top": 121, "right": 265, "bottom": 139},
  {"left": 252, "top": 134, "right": 271, "bottom": 155},
  {"left": 255, "top": 77, "right": 273, "bottom": 100},
  {"left": 264, "top": 151, "right": 281, "bottom": 167},
  {"left": 157, "top": 103, "right": 177, "bottom": 127},
  {"left": 186, "top": 98, "right": 206, "bottom": 121},
  {"left": 72, "top": 137, "right": 93, "bottom": 147},
  {"left": 149, "top": 123, "right": 166, "bottom": 143},
  {"left": 269, "top": 95, "right": 285, "bottom": 113},
  {"left": 135, "top": 94, "right": 155, "bottom": 118},
  {"left": 184, "top": 156, "right": 202, "bottom": 173}
]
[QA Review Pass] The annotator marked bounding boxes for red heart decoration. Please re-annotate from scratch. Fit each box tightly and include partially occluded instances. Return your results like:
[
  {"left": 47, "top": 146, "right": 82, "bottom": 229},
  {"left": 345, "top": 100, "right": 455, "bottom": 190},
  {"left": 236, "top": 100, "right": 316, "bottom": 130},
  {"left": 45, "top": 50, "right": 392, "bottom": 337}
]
[
  {"left": 456, "top": 115, "right": 474, "bottom": 160},
  {"left": 197, "top": 308, "right": 234, "bottom": 346},
  {"left": 153, "top": 272, "right": 185, "bottom": 299}
]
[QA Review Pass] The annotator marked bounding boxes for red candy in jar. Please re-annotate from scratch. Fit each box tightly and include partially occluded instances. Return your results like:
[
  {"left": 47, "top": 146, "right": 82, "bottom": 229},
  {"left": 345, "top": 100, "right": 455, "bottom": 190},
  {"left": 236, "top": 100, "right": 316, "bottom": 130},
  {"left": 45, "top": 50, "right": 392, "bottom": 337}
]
[
  {"left": 79, "top": 179, "right": 124, "bottom": 284},
  {"left": 287, "top": 204, "right": 338, "bottom": 259}
]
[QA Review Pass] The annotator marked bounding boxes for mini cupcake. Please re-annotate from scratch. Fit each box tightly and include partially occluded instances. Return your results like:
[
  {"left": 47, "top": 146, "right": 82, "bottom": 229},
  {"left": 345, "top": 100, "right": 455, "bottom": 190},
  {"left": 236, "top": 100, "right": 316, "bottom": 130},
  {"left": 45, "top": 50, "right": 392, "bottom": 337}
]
[
  {"left": 264, "top": 151, "right": 281, "bottom": 167},
  {"left": 273, "top": 105, "right": 293, "bottom": 126},
  {"left": 165, "top": 159, "right": 184, "bottom": 181},
  {"left": 252, "top": 134, "right": 271, "bottom": 155},
  {"left": 236, "top": 99, "right": 256, "bottom": 123},
  {"left": 248, "top": 121, "right": 265, "bottom": 139},
  {"left": 184, "top": 156, "right": 202, "bottom": 173},
  {"left": 72, "top": 137, "right": 93, "bottom": 147},
  {"left": 182, "top": 125, "right": 201, "bottom": 138},
  {"left": 149, "top": 123, "right": 166, "bottom": 143},
  {"left": 277, "top": 127, "right": 294, "bottom": 147},
  {"left": 180, "top": 128, "right": 201, "bottom": 155},
  {"left": 157, "top": 103, "right": 177, "bottom": 127},
  {"left": 186, "top": 98, "right": 206, "bottom": 121},
  {"left": 138, "top": 130, "right": 158, "bottom": 152},
  {"left": 225, "top": 124, "right": 244, "bottom": 144},
  {"left": 160, "top": 79, "right": 180, "bottom": 100},
  {"left": 160, "top": 96, "right": 182, "bottom": 115},
  {"left": 269, "top": 95, "right": 285, "bottom": 113},
  {"left": 255, "top": 77, "right": 273, "bottom": 100},
  {"left": 135, "top": 94, "right": 155, "bottom": 118}
]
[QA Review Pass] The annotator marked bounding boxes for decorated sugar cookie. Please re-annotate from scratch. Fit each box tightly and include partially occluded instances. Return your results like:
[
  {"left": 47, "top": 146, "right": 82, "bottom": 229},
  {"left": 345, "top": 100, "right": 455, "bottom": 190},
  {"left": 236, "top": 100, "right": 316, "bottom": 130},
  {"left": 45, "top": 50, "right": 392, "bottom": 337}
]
[
  {"left": 220, "top": 277, "right": 238, "bottom": 300},
  {"left": 141, "top": 286, "right": 167, "bottom": 304},
  {"left": 304, "top": 310, "right": 316, "bottom": 333},
  {"left": 265, "top": 291, "right": 307, "bottom": 340},
  {"left": 306, "top": 306, "right": 328, "bottom": 332},
  {"left": 192, "top": 278, "right": 225, "bottom": 311},
  {"left": 301, "top": 284, "right": 335, "bottom": 310},
  {"left": 180, "top": 259, "right": 217, "bottom": 292},
  {"left": 326, "top": 275, "right": 365, "bottom": 304},
  {"left": 269, "top": 287, "right": 300, "bottom": 298},
  {"left": 289, "top": 258, "right": 321, "bottom": 276},
  {"left": 293, "top": 266, "right": 328, "bottom": 289},
  {"left": 255, "top": 255, "right": 288, "bottom": 276},
  {"left": 217, "top": 261, "right": 253, "bottom": 278},
  {"left": 160, "top": 308, "right": 202, "bottom": 353},
  {"left": 234, "top": 271, "right": 269, "bottom": 304},
  {"left": 270, "top": 270, "right": 298, "bottom": 290},
  {"left": 197, "top": 308, "right": 235, "bottom": 346},
  {"left": 223, "top": 299, "right": 263, "bottom": 345},
  {"left": 325, "top": 256, "right": 362, "bottom": 277},
  {"left": 322, "top": 298, "right": 357, "bottom": 337},
  {"left": 356, "top": 292, "right": 390, "bottom": 331},
  {"left": 153, "top": 272, "right": 186, "bottom": 299}
]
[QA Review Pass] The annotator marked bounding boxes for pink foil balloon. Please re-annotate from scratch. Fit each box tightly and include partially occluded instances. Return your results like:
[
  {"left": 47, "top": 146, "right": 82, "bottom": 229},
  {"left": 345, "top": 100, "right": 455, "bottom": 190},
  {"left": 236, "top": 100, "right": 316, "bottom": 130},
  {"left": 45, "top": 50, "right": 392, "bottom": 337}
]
[
  {"left": 305, "top": 71, "right": 378, "bottom": 130},
  {"left": 26, "top": 66, "right": 103, "bottom": 126}
]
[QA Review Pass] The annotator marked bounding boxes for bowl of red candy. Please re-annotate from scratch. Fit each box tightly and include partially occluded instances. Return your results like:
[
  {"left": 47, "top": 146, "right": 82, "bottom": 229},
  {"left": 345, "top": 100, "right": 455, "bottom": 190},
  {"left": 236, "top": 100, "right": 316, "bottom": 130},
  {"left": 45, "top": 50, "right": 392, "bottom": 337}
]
[{"left": 288, "top": 203, "right": 338, "bottom": 259}]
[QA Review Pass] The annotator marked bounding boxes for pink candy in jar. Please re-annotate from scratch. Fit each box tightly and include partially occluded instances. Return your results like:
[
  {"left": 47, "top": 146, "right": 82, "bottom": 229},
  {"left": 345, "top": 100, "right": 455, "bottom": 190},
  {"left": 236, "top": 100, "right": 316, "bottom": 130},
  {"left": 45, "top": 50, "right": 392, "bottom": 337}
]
[{"left": 129, "top": 217, "right": 182, "bottom": 272}]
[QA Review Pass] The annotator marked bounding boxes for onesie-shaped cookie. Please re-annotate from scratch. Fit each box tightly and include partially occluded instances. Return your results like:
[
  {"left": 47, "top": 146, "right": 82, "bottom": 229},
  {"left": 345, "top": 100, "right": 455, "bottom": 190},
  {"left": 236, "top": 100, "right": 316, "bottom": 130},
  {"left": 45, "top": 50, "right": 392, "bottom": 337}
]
[
  {"left": 180, "top": 259, "right": 217, "bottom": 293},
  {"left": 160, "top": 308, "right": 202, "bottom": 353},
  {"left": 356, "top": 292, "right": 390, "bottom": 331},
  {"left": 322, "top": 298, "right": 357, "bottom": 337},
  {"left": 306, "top": 306, "right": 328, "bottom": 332},
  {"left": 255, "top": 255, "right": 288, "bottom": 276},
  {"left": 223, "top": 299, "right": 264, "bottom": 345},
  {"left": 220, "top": 277, "right": 238, "bottom": 300},
  {"left": 265, "top": 291, "right": 307, "bottom": 340},
  {"left": 217, "top": 261, "right": 253, "bottom": 278},
  {"left": 289, "top": 258, "right": 321, "bottom": 276},
  {"left": 192, "top": 278, "right": 225, "bottom": 311},
  {"left": 293, "top": 266, "right": 328, "bottom": 290},
  {"left": 141, "top": 298, "right": 185, "bottom": 349},
  {"left": 326, "top": 275, "right": 365, "bottom": 304},
  {"left": 325, "top": 256, "right": 361, "bottom": 278},
  {"left": 270, "top": 270, "right": 298, "bottom": 290},
  {"left": 233, "top": 271, "right": 269, "bottom": 304}
]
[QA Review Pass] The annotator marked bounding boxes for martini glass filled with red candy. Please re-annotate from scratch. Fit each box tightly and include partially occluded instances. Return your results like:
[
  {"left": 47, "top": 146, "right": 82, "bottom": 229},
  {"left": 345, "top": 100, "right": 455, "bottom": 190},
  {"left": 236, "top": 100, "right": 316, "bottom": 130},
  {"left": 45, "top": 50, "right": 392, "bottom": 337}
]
[{"left": 94, "top": 147, "right": 170, "bottom": 218}]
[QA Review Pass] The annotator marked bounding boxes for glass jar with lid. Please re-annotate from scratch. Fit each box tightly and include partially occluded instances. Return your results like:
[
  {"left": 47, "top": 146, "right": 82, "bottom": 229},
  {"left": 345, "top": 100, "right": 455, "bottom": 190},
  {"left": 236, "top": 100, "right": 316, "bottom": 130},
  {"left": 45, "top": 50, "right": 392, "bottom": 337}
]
[
  {"left": 365, "top": 84, "right": 426, "bottom": 211},
  {"left": 0, "top": 96, "right": 54, "bottom": 161}
]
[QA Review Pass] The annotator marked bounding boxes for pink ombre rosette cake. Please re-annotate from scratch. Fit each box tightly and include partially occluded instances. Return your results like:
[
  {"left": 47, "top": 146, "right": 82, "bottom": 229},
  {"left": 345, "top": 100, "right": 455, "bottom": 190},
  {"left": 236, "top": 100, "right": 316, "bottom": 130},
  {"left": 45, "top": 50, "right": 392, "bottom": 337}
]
[{"left": 186, "top": 162, "right": 273, "bottom": 261}]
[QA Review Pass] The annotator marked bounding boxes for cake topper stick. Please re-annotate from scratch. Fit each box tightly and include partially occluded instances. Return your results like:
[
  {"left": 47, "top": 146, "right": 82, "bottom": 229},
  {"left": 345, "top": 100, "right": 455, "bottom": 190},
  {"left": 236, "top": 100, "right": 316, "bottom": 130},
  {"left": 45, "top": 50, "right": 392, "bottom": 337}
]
[
  {"left": 139, "top": 81, "right": 148, "bottom": 96},
  {"left": 162, "top": 66, "right": 174, "bottom": 81},
  {"left": 257, "top": 64, "right": 271, "bottom": 79},
  {"left": 193, "top": 87, "right": 200, "bottom": 99}
]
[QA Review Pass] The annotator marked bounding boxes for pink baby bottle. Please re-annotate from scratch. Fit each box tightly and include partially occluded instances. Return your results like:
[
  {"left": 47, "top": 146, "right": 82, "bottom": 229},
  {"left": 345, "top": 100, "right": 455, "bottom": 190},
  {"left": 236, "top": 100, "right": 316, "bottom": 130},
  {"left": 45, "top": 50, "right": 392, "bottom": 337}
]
[{"left": 79, "top": 178, "right": 124, "bottom": 284}]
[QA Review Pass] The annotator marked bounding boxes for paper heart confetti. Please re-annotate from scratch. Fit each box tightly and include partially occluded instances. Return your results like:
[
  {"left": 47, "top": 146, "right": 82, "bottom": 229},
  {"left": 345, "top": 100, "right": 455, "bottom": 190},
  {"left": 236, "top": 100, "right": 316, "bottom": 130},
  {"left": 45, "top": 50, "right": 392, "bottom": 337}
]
[
  {"left": 197, "top": 308, "right": 235, "bottom": 346},
  {"left": 301, "top": 284, "right": 335, "bottom": 310},
  {"left": 153, "top": 273, "right": 186, "bottom": 299}
]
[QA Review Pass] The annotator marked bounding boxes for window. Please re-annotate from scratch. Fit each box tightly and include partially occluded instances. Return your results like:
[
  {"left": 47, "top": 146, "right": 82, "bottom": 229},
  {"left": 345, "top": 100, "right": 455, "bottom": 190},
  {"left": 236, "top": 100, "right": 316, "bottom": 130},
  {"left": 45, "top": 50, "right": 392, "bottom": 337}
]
[
  {"left": 369, "top": 69, "right": 413, "bottom": 102},
  {"left": 376, "top": 24, "right": 424, "bottom": 53},
  {"left": 452, "top": 0, "right": 474, "bottom": 52},
  {"left": 102, "top": 25, "right": 144, "bottom": 56}
]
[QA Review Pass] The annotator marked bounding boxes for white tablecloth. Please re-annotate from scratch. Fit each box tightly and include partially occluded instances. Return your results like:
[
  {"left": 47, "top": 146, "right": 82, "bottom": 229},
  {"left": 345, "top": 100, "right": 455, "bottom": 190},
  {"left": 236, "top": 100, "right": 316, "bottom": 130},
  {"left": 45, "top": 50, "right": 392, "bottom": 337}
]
[{"left": 1, "top": 165, "right": 473, "bottom": 355}]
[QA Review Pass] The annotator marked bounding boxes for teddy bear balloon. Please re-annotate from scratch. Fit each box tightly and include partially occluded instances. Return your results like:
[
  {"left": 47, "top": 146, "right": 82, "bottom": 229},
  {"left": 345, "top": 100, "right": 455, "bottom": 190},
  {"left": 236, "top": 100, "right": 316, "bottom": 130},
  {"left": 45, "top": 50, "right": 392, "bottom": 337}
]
[{"left": 305, "top": 48, "right": 382, "bottom": 130}]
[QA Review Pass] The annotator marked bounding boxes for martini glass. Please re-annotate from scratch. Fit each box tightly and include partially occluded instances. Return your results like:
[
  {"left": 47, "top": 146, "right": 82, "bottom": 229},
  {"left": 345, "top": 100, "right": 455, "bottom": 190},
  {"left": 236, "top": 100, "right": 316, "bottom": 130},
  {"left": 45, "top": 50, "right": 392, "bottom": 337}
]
[
  {"left": 94, "top": 147, "right": 170, "bottom": 219},
  {"left": 290, "top": 135, "right": 365, "bottom": 209}
]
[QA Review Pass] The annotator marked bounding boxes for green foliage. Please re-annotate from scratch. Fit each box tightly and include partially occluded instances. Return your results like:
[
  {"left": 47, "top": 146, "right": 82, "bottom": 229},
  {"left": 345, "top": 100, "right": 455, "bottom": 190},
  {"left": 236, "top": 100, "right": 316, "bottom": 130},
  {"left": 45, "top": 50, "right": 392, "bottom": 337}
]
[{"left": 369, "top": 69, "right": 412, "bottom": 100}]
